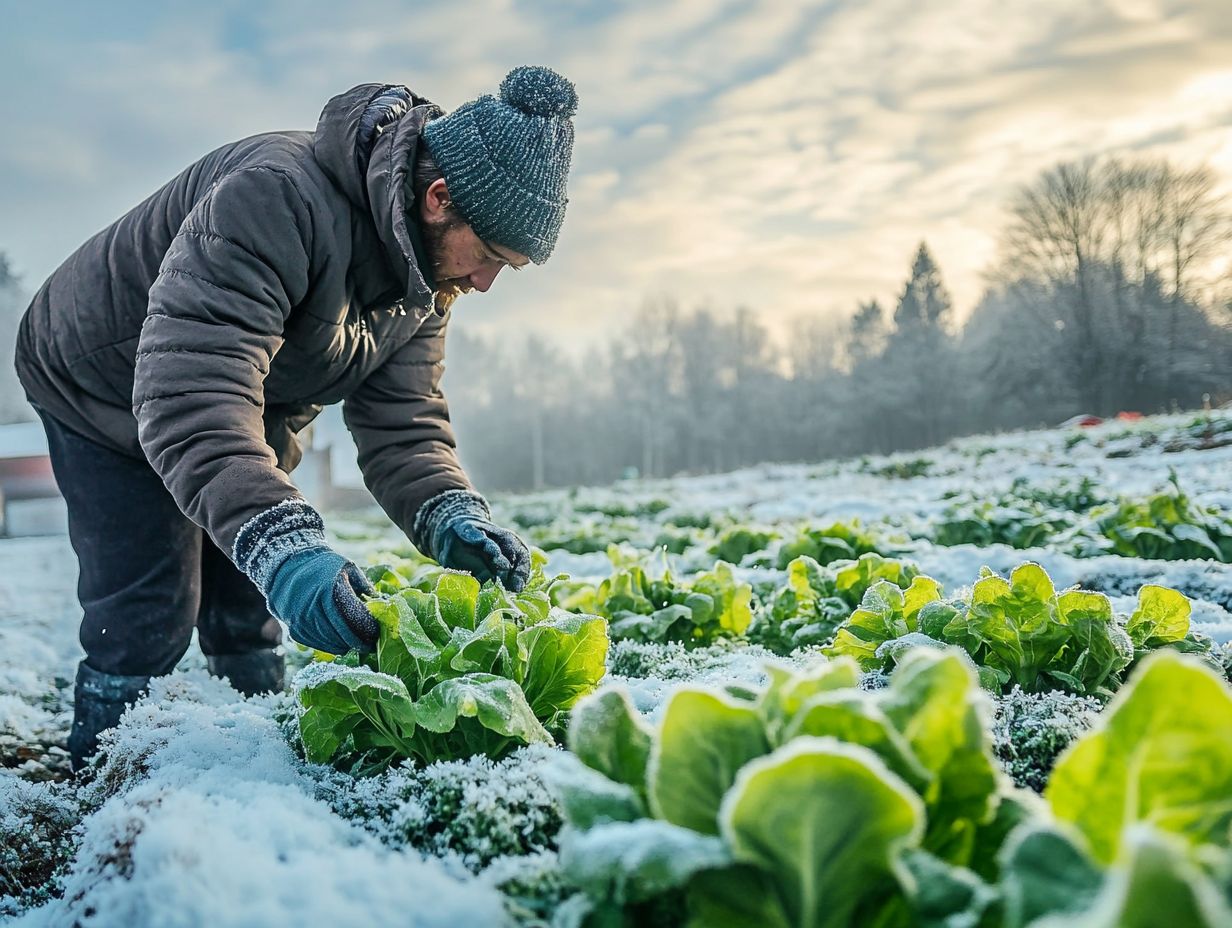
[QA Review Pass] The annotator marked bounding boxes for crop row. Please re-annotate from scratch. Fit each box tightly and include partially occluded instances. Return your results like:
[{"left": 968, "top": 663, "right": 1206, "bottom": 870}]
[
  {"left": 292, "top": 547, "right": 1228, "bottom": 772},
  {"left": 286, "top": 546, "right": 1232, "bottom": 926},
  {"left": 501, "top": 472, "right": 1232, "bottom": 567}
]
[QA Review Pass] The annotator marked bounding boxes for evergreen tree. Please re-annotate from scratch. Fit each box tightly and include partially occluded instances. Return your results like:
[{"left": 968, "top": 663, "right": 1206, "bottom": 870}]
[
  {"left": 877, "top": 242, "right": 959, "bottom": 447},
  {"left": 894, "top": 242, "right": 952, "bottom": 332}
]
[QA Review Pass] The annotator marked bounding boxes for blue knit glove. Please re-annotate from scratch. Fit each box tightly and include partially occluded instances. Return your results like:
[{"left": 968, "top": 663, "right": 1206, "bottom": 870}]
[
  {"left": 233, "top": 499, "right": 379, "bottom": 655},
  {"left": 414, "top": 490, "right": 531, "bottom": 592},
  {"left": 266, "top": 548, "right": 379, "bottom": 655}
]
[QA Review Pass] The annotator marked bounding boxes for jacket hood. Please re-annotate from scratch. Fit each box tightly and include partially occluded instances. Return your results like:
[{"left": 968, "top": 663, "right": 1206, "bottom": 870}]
[{"left": 312, "top": 84, "right": 443, "bottom": 313}]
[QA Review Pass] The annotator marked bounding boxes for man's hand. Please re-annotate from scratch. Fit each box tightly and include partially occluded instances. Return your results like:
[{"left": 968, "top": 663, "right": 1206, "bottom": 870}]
[
  {"left": 233, "top": 498, "right": 379, "bottom": 655},
  {"left": 265, "top": 548, "right": 379, "bottom": 655},
  {"left": 436, "top": 515, "right": 532, "bottom": 591},
  {"left": 416, "top": 490, "right": 532, "bottom": 592}
]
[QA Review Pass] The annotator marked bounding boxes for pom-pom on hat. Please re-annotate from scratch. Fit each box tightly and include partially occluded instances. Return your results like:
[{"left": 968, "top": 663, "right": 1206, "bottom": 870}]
[{"left": 421, "top": 65, "right": 577, "bottom": 264}]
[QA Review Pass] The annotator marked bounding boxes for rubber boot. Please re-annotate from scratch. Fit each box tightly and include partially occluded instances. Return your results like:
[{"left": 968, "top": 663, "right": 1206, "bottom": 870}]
[
  {"left": 206, "top": 648, "right": 286, "bottom": 697},
  {"left": 68, "top": 661, "right": 150, "bottom": 773}
]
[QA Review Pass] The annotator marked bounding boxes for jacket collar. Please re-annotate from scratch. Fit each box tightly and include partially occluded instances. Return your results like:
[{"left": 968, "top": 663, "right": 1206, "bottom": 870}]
[
  {"left": 312, "top": 85, "right": 443, "bottom": 315},
  {"left": 364, "top": 104, "right": 443, "bottom": 313}
]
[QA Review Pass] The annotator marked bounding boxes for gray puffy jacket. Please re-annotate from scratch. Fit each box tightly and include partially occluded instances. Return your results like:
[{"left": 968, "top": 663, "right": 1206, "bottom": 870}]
[{"left": 16, "top": 83, "right": 479, "bottom": 559}]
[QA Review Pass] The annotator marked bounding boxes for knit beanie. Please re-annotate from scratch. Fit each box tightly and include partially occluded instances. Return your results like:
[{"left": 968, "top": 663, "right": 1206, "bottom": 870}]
[{"left": 421, "top": 65, "right": 577, "bottom": 264}]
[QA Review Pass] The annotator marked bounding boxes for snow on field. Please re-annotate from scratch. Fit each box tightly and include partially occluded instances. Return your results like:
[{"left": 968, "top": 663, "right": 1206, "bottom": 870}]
[
  {"left": 2, "top": 411, "right": 1231, "bottom": 923},
  {"left": 498, "top": 413, "right": 1232, "bottom": 526},
  {"left": 0, "top": 536, "right": 81, "bottom": 777},
  {"left": 5, "top": 673, "right": 509, "bottom": 927}
]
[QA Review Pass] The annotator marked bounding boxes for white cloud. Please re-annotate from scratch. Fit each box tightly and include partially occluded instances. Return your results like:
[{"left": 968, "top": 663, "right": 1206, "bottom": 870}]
[
  {"left": 536, "top": 0, "right": 1232, "bottom": 340},
  {"left": 1, "top": 0, "right": 1230, "bottom": 350}
]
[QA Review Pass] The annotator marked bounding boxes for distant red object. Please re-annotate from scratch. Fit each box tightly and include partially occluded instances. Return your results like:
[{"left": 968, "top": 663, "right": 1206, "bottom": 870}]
[
  {"left": 1059, "top": 414, "right": 1103, "bottom": 428},
  {"left": 0, "top": 422, "right": 59, "bottom": 503},
  {"left": 0, "top": 456, "right": 58, "bottom": 501},
  {"left": 1115, "top": 411, "right": 1143, "bottom": 421}
]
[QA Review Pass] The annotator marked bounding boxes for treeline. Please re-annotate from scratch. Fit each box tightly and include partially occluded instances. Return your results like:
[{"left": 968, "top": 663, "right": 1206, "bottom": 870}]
[{"left": 446, "top": 154, "right": 1232, "bottom": 491}]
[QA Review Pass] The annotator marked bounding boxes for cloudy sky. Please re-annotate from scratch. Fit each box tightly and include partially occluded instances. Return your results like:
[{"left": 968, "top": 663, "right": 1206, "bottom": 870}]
[{"left": 2, "top": 0, "right": 1230, "bottom": 348}]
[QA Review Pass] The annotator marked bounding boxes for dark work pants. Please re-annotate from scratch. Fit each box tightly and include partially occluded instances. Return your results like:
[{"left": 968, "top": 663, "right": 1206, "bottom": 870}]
[{"left": 34, "top": 406, "right": 282, "bottom": 677}]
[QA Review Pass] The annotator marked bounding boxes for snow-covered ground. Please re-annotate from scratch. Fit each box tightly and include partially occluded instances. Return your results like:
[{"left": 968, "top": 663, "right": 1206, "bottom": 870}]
[{"left": 2, "top": 412, "right": 1231, "bottom": 925}]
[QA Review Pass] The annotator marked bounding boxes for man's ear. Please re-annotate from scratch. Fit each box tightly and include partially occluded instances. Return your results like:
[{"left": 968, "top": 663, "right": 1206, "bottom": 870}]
[{"left": 421, "top": 177, "right": 452, "bottom": 222}]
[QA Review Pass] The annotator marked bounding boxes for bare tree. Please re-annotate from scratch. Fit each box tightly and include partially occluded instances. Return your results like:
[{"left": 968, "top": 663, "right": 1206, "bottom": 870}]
[
  {"left": 999, "top": 155, "right": 1231, "bottom": 411},
  {"left": 611, "top": 297, "right": 679, "bottom": 479},
  {"left": 1002, "top": 159, "right": 1109, "bottom": 408},
  {"left": 1156, "top": 163, "right": 1228, "bottom": 396}
]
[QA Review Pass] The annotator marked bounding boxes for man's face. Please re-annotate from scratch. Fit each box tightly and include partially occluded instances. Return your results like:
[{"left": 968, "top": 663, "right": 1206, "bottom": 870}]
[{"left": 418, "top": 178, "right": 530, "bottom": 310}]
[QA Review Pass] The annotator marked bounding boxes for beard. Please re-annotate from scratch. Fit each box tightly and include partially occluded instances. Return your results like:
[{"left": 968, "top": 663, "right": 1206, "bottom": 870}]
[{"left": 422, "top": 211, "right": 473, "bottom": 313}]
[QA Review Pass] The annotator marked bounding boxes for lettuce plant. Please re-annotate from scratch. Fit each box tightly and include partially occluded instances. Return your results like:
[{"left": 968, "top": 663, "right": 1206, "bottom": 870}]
[
  {"left": 1006, "top": 475, "right": 1109, "bottom": 513},
  {"left": 556, "top": 547, "right": 752, "bottom": 647},
  {"left": 932, "top": 473, "right": 1232, "bottom": 563},
  {"left": 1045, "top": 651, "right": 1232, "bottom": 864},
  {"left": 708, "top": 526, "right": 778, "bottom": 565},
  {"left": 524, "top": 518, "right": 640, "bottom": 555},
  {"left": 996, "top": 652, "right": 1232, "bottom": 927},
  {"left": 825, "top": 574, "right": 946, "bottom": 669},
  {"left": 774, "top": 520, "right": 884, "bottom": 569},
  {"left": 750, "top": 553, "right": 925, "bottom": 655},
  {"left": 934, "top": 499, "right": 1072, "bottom": 550},
  {"left": 293, "top": 562, "right": 609, "bottom": 774},
  {"left": 929, "top": 478, "right": 1101, "bottom": 550},
  {"left": 546, "top": 648, "right": 1232, "bottom": 928},
  {"left": 543, "top": 649, "right": 1013, "bottom": 927},
  {"left": 650, "top": 524, "right": 702, "bottom": 555},
  {"left": 999, "top": 822, "right": 1232, "bottom": 928},
  {"left": 826, "top": 562, "right": 1205, "bottom": 698},
  {"left": 1091, "top": 472, "right": 1232, "bottom": 562}
]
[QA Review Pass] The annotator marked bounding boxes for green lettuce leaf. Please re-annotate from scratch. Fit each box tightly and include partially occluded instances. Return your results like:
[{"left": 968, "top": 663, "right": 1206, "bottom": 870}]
[
  {"left": 1018, "top": 826, "right": 1232, "bottom": 928},
  {"left": 686, "top": 865, "right": 795, "bottom": 928},
  {"left": 1045, "top": 651, "right": 1232, "bottom": 864},
  {"left": 752, "top": 555, "right": 850, "bottom": 653},
  {"left": 689, "top": 562, "right": 754, "bottom": 639},
  {"left": 832, "top": 552, "right": 922, "bottom": 607},
  {"left": 1125, "top": 584, "right": 1191, "bottom": 649},
  {"left": 568, "top": 687, "right": 654, "bottom": 795},
  {"left": 540, "top": 751, "right": 646, "bottom": 829},
  {"left": 448, "top": 611, "right": 519, "bottom": 676},
  {"left": 997, "top": 824, "right": 1104, "bottom": 928},
  {"left": 718, "top": 737, "right": 924, "bottom": 928},
  {"left": 825, "top": 576, "right": 944, "bottom": 668},
  {"left": 1051, "top": 589, "right": 1133, "bottom": 696},
  {"left": 433, "top": 570, "right": 481, "bottom": 630},
  {"left": 880, "top": 649, "right": 1001, "bottom": 862},
  {"left": 558, "top": 819, "right": 731, "bottom": 906},
  {"left": 758, "top": 657, "right": 862, "bottom": 745},
  {"left": 710, "top": 526, "right": 778, "bottom": 565},
  {"left": 296, "top": 666, "right": 417, "bottom": 766},
  {"left": 369, "top": 591, "right": 448, "bottom": 696},
  {"left": 962, "top": 563, "right": 1070, "bottom": 690},
  {"left": 781, "top": 689, "right": 931, "bottom": 792},
  {"left": 608, "top": 603, "right": 693, "bottom": 643},
  {"left": 413, "top": 673, "right": 553, "bottom": 758},
  {"left": 898, "top": 848, "right": 997, "bottom": 928},
  {"left": 572, "top": 550, "right": 754, "bottom": 647},
  {"left": 518, "top": 610, "right": 609, "bottom": 721},
  {"left": 649, "top": 688, "right": 769, "bottom": 836}
]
